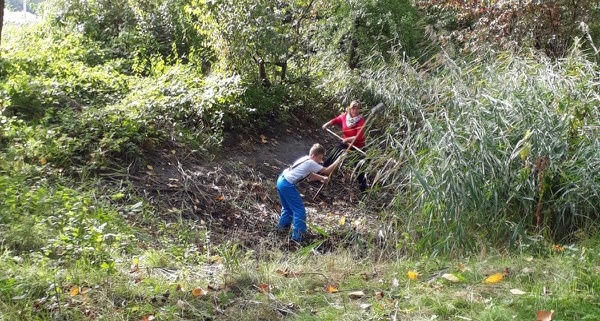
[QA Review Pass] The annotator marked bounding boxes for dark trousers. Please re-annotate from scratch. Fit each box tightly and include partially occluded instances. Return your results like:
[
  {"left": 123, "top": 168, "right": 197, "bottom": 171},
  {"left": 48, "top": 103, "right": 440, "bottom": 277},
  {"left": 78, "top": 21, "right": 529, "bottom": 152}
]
[{"left": 324, "top": 143, "right": 368, "bottom": 192}]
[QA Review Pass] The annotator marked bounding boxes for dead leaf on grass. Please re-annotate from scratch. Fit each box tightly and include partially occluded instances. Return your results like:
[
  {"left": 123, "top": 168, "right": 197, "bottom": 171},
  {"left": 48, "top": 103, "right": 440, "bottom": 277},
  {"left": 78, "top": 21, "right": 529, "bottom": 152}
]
[
  {"left": 483, "top": 273, "right": 504, "bottom": 284},
  {"left": 375, "top": 291, "right": 384, "bottom": 300},
  {"left": 69, "top": 286, "right": 79, "bottom": 297},
  {"left": 258, "top": 283, "right": 271, "bottom": 293},
  {"left": 407, "top": 271, "right": 419, "bottom": 280},
  {"left": 215, "top": 195, "right": 225, "bottom": 201},
  {"left": 442, "top": 273, "right": 461, "bottom": 283},
  {"left": 348, "top": 291, "right": 365, "bottom": 299},
  {"left": 130, "top": 264, "right": 139, "bottom": 273},
  {"left": 140, "top": 315, "right": 155, "bottom": 321},
  {"left": 177, "top": 299, "right": 185, "bottom": 309},
  {"left": 276, "top": 268, "right": 302, "bottom": 278},
  {"left": 510, "top": 289, "right": 526, "bottom": 295},
  {"left": 325, "top": 285, "right": 338, "bottom": 293},
  {"left": 536, "top": 310, "right": 554, "bottom": 321},
  {"left": 192, "top": 288, "right": 208, "bottom": 297},
  {"left": 147, "top": 165, "right": 154, "bottom": 171},
  {"left": 259, "top": 134, "right": 268, "bottom": 144}
]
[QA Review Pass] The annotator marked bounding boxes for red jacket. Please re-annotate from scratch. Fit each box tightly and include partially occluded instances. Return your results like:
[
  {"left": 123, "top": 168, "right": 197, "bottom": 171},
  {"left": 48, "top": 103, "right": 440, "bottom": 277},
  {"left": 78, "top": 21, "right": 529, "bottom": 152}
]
[{"left": 330, "top": 113, "right": 366, "bottom": 148}]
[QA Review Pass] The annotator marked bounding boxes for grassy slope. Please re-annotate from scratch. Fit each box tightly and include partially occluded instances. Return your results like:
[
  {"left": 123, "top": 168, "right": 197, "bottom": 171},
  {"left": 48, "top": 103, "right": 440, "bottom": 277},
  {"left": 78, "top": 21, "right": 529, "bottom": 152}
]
[{"left": 2, "top": 243, "right": 599, "bottom": 320}]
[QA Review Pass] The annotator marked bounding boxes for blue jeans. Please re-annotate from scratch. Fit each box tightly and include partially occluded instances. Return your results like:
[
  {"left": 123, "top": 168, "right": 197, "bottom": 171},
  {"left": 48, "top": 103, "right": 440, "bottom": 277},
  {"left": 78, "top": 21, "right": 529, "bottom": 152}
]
[{"left": 276, "top": 175, "right": 306, "bottom": 242}]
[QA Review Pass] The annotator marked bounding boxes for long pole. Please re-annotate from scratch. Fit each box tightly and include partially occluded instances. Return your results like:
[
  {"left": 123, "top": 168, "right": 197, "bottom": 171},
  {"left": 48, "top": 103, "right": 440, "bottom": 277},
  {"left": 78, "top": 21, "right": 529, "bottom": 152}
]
[{"left": 325, "top": 128, "right": 368, "bottom": 157}]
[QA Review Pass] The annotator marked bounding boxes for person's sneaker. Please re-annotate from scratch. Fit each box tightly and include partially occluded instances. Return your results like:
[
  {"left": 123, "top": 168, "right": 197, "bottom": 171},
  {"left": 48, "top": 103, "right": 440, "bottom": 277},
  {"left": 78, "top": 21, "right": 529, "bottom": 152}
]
[
  {"left": 276, "top": 225, "right": 290, "bottom": 236},
  {"left": 291, "top": 230, "right": 306, "bottom": 243}
]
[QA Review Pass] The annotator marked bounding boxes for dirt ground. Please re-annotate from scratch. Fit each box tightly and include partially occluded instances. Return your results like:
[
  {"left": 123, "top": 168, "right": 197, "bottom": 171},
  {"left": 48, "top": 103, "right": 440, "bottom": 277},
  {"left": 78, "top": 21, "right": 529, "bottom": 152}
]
[{"left": 130, "top": 126, "right": 383, "bottom": 251}]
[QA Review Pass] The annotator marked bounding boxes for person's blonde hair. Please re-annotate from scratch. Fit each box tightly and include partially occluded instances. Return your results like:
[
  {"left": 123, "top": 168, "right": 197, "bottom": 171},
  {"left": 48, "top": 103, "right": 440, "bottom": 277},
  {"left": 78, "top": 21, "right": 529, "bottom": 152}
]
[
  {"left": 309, "top": 143, "right": 326, "bottom": 157},
  {"left": 348, "top": 100, "right": 362, "bottom": 113}
]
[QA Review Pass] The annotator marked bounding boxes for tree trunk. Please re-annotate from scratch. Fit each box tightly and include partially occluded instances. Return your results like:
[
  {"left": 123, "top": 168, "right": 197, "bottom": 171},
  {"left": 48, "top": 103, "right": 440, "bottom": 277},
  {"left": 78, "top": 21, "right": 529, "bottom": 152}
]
[
  {"left": 276, "top": 62, "right": 287, "bottom": 82},
  {"left": 348, "top": 17, "right": 360, "bottom": 70},
  {"left": 0, "top": 0, "right": 4, "bottom": 48},
  {"left": 258, "top": 58, "right": 271, "bottom": 87}
]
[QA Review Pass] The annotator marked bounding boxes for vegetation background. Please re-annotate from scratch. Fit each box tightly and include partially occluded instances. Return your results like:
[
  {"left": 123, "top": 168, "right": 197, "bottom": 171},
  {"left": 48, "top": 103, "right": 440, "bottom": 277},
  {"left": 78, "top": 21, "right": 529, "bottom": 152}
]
[{"left": 1, "top": 0, "right": 599, "bottom": 320}]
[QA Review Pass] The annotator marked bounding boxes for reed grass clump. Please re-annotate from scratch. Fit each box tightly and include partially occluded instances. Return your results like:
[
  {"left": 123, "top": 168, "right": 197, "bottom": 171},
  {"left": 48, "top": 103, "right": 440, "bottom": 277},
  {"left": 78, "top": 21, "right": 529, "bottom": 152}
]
[{"left": 323, "top": 48, "right": 600, "bottom": 254}]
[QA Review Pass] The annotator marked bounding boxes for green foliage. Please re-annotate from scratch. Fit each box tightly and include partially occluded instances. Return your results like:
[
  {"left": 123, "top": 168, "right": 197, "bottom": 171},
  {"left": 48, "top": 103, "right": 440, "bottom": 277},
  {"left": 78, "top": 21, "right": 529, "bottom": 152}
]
[
  {"left": 188, "top": 0, "right": 317, "bottom": 84},
  {"left": 315, "top": 0, "right": 424, "bottom": 68},
  {"left": 43, "top": 0, "right": 209, "bottom": 66},
  {"left": 0, "top": 170, "right": 134, "bottom": 261}
]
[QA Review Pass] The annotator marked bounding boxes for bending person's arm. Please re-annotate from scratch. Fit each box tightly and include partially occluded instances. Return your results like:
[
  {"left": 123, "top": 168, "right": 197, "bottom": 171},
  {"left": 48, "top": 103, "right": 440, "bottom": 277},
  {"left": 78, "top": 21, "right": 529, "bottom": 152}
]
[
  {"left": 319, "top": 155, "right": 344, "bottom": 175},
  {"left": 308, "top": 172, "right": 329, "bottom": 183}
]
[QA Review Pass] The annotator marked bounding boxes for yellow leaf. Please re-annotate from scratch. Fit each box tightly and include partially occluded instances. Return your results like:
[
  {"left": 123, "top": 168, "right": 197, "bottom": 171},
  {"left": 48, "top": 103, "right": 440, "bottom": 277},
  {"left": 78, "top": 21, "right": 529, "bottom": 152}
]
[
  {"left": 536, "top": 310, "right": 554, "bottom": 321},
  {"left": 407, "top": 271, "right": 419, "bottom": 280},
  {"left": 325, "top": 285, "right": 338, "bottom": 293},
  {"left": 70, "top": 286, "right": 79, "bottom": 297},
  {"left": 147, "top": 165, "right": 154, "bottom": 170},
  {"left": 483, "top": 273, "right": 504, "bottom": 284},
  {"left": 171, "top": 150, "right": 176, "bottom": 155},
  {"left": 259, "top": 134, "right": 268, "bottom": 144},
  {"left": 40, "top": 157, "right": 47, "bottom": 165},
  {"left": 339, "top": 216, "right": 346, "bottom": 226},
  {"left": 215, "top": 195, "right": 225, "bottom": 201},
  {"left": 192, "top": 288, "right": 208, "bottom": 297},
  {"left": 441, "top": 273, "right": 461, "bottom": 283}
]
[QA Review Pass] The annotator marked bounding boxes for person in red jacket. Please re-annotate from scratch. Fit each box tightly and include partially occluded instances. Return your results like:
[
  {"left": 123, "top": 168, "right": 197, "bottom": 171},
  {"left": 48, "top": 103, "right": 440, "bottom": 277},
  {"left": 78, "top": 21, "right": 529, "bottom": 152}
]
[{"left": 321, "top": 100, "right": 368, "bottom": 192}]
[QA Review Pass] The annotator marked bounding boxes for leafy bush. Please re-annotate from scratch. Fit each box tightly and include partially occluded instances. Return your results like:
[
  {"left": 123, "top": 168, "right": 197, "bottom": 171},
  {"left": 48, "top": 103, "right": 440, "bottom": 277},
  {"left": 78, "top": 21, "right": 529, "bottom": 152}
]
[
  {"left": 0, "top": 170, "right": 134, "bottom": 262},
  {"left": 43, "top": 0, "right": 208, "bottom": 66}
]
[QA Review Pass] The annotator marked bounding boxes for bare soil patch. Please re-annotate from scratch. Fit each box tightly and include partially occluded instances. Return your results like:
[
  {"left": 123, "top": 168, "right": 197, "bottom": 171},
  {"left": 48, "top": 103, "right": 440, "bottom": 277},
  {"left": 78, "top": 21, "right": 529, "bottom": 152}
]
[{"left": 130, "top": 127, "right": 382, "bottom": 250}]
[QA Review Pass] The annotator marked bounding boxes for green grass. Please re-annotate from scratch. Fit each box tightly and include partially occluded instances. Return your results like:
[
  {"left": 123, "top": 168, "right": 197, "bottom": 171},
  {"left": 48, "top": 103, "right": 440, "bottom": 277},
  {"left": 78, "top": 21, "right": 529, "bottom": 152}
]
[{"left": 2, "top": 240, "right": 599, "bottom": 320}]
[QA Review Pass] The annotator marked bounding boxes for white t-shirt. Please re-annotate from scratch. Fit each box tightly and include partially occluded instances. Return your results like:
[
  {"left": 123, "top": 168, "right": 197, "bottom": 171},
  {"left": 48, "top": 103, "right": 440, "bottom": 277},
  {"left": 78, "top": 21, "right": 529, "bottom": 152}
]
[{"left": 283, "top": 156, "right": 324, "bottom": 185}]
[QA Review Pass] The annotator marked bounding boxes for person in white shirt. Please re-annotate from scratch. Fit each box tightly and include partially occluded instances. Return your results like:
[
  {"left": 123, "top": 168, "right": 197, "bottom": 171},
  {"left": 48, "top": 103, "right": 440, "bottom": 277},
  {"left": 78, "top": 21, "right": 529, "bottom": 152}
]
[{"left": 277, "top": 144, "right": 342, "bottom": 242}]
